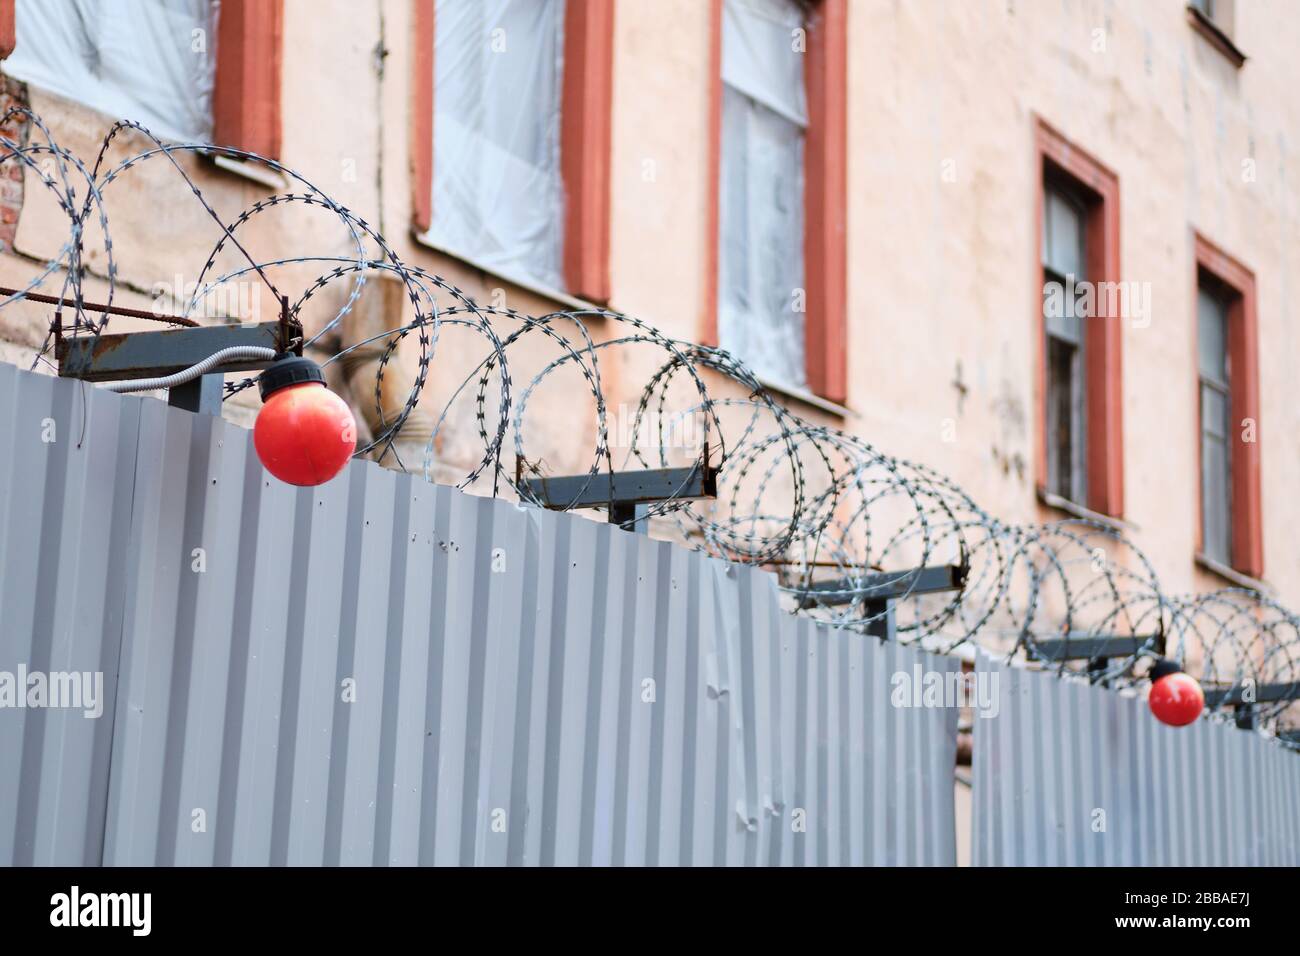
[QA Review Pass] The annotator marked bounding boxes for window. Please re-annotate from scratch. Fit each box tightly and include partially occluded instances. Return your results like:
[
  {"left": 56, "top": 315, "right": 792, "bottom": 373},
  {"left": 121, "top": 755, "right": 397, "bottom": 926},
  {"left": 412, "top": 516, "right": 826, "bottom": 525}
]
[
  {"left": 1187, "top": 0, "right": 1245, "bottom": 67},
  {"left": 0, "top": 0, "right": 282, "bottom": 157},
  {"left": 1189, "top": 0, "right": 1230, "bottom": 32},
  {"left": 717, "top": 0, "right": 809, "bottom": 390},
  {"left": 425, "top": 0, "right": 567, "bottom": 290},
  {"left": 1193, "top": 235, "right": 1262, "bottom": 579},
  {"left": 707, "top": 0, "right": 847, "bottom": 402},
  {"left": 1034, "top": 120, "right": 1123, "bottom": 518},
  {"left": 413, "top": 0, "right": 613, "bottom": 300},
  {"left": 1042, "top": 184, "right": 1088, "bottom": 504},
  {"left": 2, "top": 0, "right": 217, "bottom": 143},
  {"left": 1197, "top": 283, "right": 1232, "bottom": 565}
]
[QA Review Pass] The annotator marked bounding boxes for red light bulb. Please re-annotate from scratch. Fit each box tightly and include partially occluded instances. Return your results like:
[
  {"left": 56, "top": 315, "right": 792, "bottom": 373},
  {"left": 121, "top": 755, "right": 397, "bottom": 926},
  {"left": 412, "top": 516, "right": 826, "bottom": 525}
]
[
  {"left": 253, "top": 357, "right": 356, "bottom": 486},
  {"left": 1147, "top": 660, "right": 1204, "bottom": 727}
]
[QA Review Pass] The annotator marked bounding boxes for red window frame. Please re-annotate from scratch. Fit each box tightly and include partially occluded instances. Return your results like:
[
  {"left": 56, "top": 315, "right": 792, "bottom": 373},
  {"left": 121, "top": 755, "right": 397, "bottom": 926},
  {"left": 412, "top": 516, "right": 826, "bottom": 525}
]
[
  {"left": 1193, "top": 233, "right": 1262, "bottom": 579},
  {"left": 0, "top": 1, "right": 14, "bottom": 61},
  {"left": 703, "top": 0, "right": 848, "bottom": 404},
  {"left": 409, "top": 0, "right": 614, "bottom": 303},
  {"left": 1033, "top": 118, "right": 1124, "bottom": 518},
  {"left": 213, "top": 0, "right": 284, "bottom": 159}
]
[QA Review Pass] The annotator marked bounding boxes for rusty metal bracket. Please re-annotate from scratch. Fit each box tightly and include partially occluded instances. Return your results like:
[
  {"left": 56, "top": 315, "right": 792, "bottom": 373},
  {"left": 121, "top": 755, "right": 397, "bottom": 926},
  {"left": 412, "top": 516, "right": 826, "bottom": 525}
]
[
  {"left": 55, "top": 320, "right": 293, "bottom": 381},
  {"left": 13, "top": 284, "right": 303, "bottom": 416}
]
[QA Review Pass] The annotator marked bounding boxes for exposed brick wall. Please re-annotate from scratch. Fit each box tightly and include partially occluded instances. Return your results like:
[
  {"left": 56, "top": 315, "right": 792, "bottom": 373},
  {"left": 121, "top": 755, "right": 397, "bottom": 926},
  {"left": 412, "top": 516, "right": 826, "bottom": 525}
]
[{"left": 0, "top": 75, "right": 29, "bottom": 252}]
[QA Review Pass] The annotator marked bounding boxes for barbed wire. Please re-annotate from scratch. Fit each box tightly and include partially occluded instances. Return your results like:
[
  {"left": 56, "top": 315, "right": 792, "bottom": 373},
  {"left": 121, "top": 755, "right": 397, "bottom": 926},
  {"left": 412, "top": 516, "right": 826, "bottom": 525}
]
[{"left": 2, "top": 112, "right": 1296, "bottom": 746}]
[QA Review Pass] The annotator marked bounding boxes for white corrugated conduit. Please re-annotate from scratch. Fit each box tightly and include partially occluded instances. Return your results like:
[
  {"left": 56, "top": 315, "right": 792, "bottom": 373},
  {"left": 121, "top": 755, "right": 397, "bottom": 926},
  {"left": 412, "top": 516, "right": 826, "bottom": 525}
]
[{"left": 101, "top": 346, "right": 278, "bottom": 393}]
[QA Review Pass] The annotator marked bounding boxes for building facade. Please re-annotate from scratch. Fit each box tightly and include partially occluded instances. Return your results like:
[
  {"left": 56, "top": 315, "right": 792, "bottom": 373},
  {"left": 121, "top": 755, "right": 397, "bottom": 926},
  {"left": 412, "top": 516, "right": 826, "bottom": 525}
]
[{"left": 0, "top": 0, "right": 1295, "bottom": 609}]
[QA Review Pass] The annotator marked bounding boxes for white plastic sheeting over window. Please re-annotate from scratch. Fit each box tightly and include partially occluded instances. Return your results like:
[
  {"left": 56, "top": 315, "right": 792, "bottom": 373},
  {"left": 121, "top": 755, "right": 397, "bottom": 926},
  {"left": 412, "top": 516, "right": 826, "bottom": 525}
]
[
  {"left": 2, "top": 0, "right": 217, "bottom": 144},
  {"left": 718, "top": 0, "right": 808, "bottom": 390},
  {"left": 425, "top": 0, "right": 567, "bottom": 292}
]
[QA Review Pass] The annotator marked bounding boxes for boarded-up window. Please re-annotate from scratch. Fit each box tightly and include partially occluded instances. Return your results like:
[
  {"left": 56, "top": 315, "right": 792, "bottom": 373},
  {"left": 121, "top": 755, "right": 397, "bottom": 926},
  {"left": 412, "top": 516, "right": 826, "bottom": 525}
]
[
  {"left": 424, "top": 0, "right": 567, "bottom": 291},
  {"left": 2, "top": 0, "right": 217, "bottom": 143},
  {"left": 718, "top": 0, "right": 808, "bottom": 390}
]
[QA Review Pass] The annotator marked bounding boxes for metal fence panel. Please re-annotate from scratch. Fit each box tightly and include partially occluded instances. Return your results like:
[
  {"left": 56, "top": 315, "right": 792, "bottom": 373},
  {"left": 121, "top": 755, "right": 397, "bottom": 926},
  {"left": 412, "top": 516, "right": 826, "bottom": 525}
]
[
  {"left": 0, "top": 363, "right": 139, "bottom": 866},
  {"left": 0, "top": 362, "right": 957, "bottom": 865},
  {"left": 973, "top": 652, "right": 1300, "bottom": 866}
]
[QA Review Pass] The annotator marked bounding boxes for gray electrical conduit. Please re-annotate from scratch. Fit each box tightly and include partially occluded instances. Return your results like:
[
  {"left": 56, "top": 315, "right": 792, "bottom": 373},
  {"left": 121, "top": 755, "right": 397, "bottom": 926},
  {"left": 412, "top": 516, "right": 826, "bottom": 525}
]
[{"left": 101, "top": 346, "right": 280, "bottom": 393}]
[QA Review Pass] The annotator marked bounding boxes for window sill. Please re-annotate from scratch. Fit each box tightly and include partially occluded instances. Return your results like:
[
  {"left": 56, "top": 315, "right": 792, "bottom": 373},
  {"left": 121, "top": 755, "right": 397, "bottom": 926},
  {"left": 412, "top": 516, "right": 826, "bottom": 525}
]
[
  {"left": 412, "top": 231, "right": 603, "bottom": 314},
  {"left": 1186, "top": 6, "right": 1246, "bottom": 68},
  {"left": 199, "top": 148, "right": 289, "bottom": 190},
  {"left": 408, "top": 235, "right": 850, "bottom": 421},
  {"left": 754, "top": 375, "right": 851, "bottom": 420},
  {"left": 1194, "top": 552, "right": 1268, "bottom": 593},
  {"left": 1036, "top": 487, "right": 1135, "bottom": 533}
]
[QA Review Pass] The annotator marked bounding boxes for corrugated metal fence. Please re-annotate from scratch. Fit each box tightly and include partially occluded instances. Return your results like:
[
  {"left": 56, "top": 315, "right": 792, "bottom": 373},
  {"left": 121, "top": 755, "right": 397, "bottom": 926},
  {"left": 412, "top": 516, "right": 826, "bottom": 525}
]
[
  {"left": 973, "top": 652, "right": 1300, "bottom": 865},
  {"left": 0, "top": 360, "right": 958, "bottom": 866}
]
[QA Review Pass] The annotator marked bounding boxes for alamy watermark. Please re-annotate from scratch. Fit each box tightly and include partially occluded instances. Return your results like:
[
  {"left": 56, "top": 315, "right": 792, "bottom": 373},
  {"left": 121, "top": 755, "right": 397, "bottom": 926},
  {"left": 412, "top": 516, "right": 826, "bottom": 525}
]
[
  {"left": 0, "top": 666, "right": 104, "bottom": 718},
  {"left": 151, "top": 274, "right": 262, "bottom": 323},
  {"left": 1044, "top": 274, "right": 1151, "bottom": 329},
  {"left": 890, "top": 665, "right": 999, "bottom": 719},
  {"left": 50, "top": 886, "right": 150, "bottom": 936},
  {"left": 606, "top": 403, "right": 708, "bottom": 453}
]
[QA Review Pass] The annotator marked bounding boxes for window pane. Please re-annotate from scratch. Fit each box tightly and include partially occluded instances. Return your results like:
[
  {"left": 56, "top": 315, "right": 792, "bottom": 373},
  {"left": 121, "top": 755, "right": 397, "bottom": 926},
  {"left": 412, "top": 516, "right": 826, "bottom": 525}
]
[
  {"left": 1197, "top": 287, "right": 1229, "bottom": 385},
  {"left": 722, "top": 0, "right": 808, "bottom": 127},
  {"left": 1046, "top": 337, "right": 1087, "bottom": 502},
  {"left": 1201, "top": 428, "right": 1231, "bottom": 565},
  {"left": 1044, "top": 188, "right": 1085, "bottom": 280},
  {"left": 3, "top": 0, "right": 217, "bottom": 143},
  {"left": 1198, "top": 281, "right": 1233, "bottom": 566},
  {"left": 1201, "top": 385, "right": 1229, "bottom": 441},
  {"left": 427, "top": 0, "right": 567, "bottom": 290},
  {"left": 718, "top": 9, "right": 808, "bottom": 389},
  {"left": 1043, "top": 269, "right": 1084, "bottom": 344}
]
